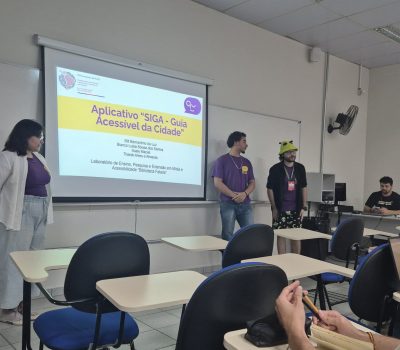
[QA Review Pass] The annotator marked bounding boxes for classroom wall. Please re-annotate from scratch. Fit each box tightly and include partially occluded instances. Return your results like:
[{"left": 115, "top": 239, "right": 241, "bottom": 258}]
[
  {"left": 364, "top": 63, "right": 400, "bottom": 200},
  {"left": 0, "top": 0, "right": 369, "bottom": 272},
  {"left": 323, "top": 56, "right": 369, "bottom": 209}
]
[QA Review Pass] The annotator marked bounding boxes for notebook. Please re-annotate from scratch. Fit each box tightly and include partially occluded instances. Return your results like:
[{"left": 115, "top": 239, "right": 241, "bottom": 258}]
[{"left": 310, "top": 325, "right": 373, "bottom": 350}]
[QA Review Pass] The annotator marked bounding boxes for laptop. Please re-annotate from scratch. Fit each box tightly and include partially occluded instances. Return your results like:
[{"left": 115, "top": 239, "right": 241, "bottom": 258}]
[{"left": 389, "top": 237, "right": 400, "bottom": 283}]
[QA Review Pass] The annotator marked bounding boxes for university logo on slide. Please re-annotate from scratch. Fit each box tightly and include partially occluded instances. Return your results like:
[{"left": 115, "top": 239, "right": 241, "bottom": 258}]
[
  {"left": 184, "top": 97, "right": 201, "bottom": 115},
  {"left": 58, "top": 71, "right": 76, "bottom": 89}
]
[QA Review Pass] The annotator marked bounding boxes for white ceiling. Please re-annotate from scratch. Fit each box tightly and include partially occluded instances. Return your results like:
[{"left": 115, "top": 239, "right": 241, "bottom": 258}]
[{"left": 192, "top": 0, "right": 400, "bottom": 68}]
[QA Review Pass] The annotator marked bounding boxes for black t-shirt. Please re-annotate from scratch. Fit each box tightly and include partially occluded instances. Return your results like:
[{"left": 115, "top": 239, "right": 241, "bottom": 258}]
[{"left": 365, "top": 191, "right": 400, "bottom": 210}]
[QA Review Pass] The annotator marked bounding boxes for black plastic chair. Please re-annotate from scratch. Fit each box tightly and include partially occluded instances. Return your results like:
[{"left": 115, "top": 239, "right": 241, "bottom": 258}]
[
  {"left": 348, "top": 243, "right": 397, "bottom": 333},
  {"left": 313, "top": 217, "right": 364, "bottom": 309},
  {"left": 33, "top": 232, "right": 150, "bottom": 350},
  {"left": 222, "top": 224, "right": 274, "bottom": 268},
  {"left": 175, "top": 262, "right": 288, "bottom": 350}
]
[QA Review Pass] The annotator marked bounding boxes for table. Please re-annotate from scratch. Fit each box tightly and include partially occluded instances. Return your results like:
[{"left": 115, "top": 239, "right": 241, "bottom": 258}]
[
  {"left": 96, "top": 270, "right": 206, "bottom": 313},
  {"left": 331, "top": 226, "right": 398, "bottom": 238},
  {"left": 330, "top": 212, "right": 400, "bottom": 237},
  {"left": 274, "top": 228, "right": 331, "bottom": 241},
  {"left": 161, "top": 235, "right": 227, "bottom": 251},
  {"left": 242, "top": 253, "right": 354, "bottom": 281},
  {"left": 242, "top": 253, "right": 354, "bottom": 310},
  {"left": 10, "top": 248, "right": 76, "bottom": 350},
  {"left": 224, "top": 322, "right": 376, "bottom": 350}
]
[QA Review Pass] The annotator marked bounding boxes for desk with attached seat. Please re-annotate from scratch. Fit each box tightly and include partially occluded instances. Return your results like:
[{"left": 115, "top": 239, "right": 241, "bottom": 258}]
[{"left": 10, "top": 249, "right": 77, "bottom": 350}]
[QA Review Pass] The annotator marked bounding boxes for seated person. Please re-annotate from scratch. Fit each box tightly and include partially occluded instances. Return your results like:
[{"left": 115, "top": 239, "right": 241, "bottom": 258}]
[
  {"left": 275, "top": 281, "right": 400, "bottom": 350},
  {"left": 364, "top": 176, "right": 400, "bottom": 215}
]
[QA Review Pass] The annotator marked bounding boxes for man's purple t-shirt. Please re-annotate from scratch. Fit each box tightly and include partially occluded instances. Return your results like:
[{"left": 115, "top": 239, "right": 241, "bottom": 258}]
[
  {"left": 282, "top": 164, "right": 297, "bottom": 211},
  {"left": 211, "top": 153, "right": 254, "bottom": 203},
  {"left": 25, "top": 154, "right": 51, "bottom": 197}
]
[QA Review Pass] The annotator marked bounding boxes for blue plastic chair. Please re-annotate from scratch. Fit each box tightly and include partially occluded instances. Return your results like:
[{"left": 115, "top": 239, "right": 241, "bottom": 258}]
[
  {"left": 313, "top": 217, "right": 364, "bottom": 308},
  {"left": 222, "top": 224, "right": 274, "bottom": 268},
  {"left": 348, "top": 243, "right": 397, "bottom": 333},
  {"left": 34, "top": 232, "right": 150, "bottom": 350},
  {"left": 175, "top": 262, "right": 288, "bottom": 350}
]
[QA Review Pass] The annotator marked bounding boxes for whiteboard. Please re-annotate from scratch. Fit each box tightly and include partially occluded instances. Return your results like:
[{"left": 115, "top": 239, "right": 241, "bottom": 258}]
[
  {"left": 207, "top": 105, "right": 301, "bottom": 201},
  {"left": 0, "top": 61, "right": 42, "bottom": 147}
]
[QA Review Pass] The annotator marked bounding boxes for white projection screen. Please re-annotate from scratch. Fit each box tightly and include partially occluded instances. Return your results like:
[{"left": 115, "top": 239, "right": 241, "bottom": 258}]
[{"left": 42, "top": 44, "right": 209, "bottom": 202}]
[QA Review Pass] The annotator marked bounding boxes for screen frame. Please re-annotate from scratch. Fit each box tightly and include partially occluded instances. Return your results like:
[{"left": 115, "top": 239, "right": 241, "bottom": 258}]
[{"left": 38, "top": 38, "right": 211, "bottom": 203}]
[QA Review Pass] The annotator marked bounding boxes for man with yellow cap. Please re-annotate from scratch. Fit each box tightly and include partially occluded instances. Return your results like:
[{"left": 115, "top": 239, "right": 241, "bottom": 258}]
[{"left": 266, "top": 141, "right": 307, "bottom": 254}]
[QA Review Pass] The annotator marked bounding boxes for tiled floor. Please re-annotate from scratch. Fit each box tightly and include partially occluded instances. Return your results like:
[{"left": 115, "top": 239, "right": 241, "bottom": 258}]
[{"left": 0, "top": 265, "right": 359, "bottom": 350}]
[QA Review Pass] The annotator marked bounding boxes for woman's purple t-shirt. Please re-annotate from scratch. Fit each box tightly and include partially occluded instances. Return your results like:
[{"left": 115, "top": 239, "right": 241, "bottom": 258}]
[{"left": 25, "top": 154, "right": 51, "bottom": 197}]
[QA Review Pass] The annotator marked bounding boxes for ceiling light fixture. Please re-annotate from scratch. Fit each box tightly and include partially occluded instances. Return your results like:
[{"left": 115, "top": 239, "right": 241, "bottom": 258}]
[{"left": 374, "top": 25, "right": 400, "bottom": 44}]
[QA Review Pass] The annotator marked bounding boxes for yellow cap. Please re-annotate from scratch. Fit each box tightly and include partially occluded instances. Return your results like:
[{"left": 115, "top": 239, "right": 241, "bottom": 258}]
[{"left": 279, "top": 140, "right": 298, "bottom": 155}]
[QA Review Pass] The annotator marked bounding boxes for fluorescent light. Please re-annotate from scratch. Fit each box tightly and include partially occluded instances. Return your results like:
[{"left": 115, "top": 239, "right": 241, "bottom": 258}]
[{"left": 374, "top": 25, "right": 400, "bottom": 44}]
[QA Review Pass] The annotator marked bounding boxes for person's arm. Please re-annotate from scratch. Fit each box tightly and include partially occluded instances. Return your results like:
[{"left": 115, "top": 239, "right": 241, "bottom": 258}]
[
  {"left": 300, "top": 187, "right": 307, "bottom": 219},
  {"left": 378, "top": 207, "right": 400, "bottom": 215},
  {"left": 314, "top": 310, "right": 400, "bottom": 350},
  {"left": 275, "top": 281, "right": 314, "bottom": 350},
  {"left": 364, "top": 205, "right": 373, "bottom": 213},
  {"left": 0, "top": 152, "right": 12, "bottom": 191},
  {"left": 234, "top": 179, "right": 255, "bottom": 203},
  {"left": 213, "top": 177, "right": 237, "bottom": 199},
  {"left": 267, "top": 188, "right": 278, "bottom": 220},
  {"left": 364, "top": 194, "right": 376, "bottom": 213},
  {"left": 233, "top": 162, "right": 256, "bottom": 203}
]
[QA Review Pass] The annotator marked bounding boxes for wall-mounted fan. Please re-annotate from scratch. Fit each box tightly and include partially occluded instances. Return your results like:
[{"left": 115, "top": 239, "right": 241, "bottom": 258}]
[{"left": 327, "top": 105, "right": 359, "bottom": 135}]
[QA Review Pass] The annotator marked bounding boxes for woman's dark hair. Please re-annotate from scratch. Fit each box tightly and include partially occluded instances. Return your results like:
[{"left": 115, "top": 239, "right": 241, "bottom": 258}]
[
  {"left": 227, "top": 131, "right": 246, "bottom": 148},
  {"left": 3, "top": 119, "right": 43, "bottom": 156}
]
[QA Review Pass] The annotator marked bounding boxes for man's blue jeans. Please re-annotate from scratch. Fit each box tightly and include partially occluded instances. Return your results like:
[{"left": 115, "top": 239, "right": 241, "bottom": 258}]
[{"left": 219, "top": 201, "right": 254, "bottom": 241}]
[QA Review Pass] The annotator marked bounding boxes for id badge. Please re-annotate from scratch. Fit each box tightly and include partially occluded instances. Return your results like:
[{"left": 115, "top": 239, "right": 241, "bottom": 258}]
[
  {"left": 242, "top": 165, "right": 248, "bottom": 174},
  {"left": 288, "top": 180, "right": 295, "bottom": 191}
]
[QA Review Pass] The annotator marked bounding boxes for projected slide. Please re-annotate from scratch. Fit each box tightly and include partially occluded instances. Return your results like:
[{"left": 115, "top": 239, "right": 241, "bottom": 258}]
[{"left": 56, "top": 67, "right": 203, "bottom": 185}]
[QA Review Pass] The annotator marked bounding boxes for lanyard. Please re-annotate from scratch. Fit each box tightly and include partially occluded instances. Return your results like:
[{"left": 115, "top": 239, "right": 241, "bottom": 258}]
[
  {"left": 229, "top": 155, "right": 243, "bottom": 170},
  {"left": 284, "top": 166, "right": 295, "bottom": 181}
]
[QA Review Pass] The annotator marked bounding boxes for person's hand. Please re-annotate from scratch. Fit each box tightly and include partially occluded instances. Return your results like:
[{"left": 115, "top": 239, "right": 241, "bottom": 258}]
[
  {"left": 371, "top": 207, "right": 380, "bottom": 214},
  {"left": 313, "top": 310, "right": 364, "bottom": 340},
  {"left": 378, "top": 207, "right": 390, "bottom": 215},
  {"left": 232, "top": 192, "right": 247, "bottom": 203},
  {"left": 275, "top": 281, "right": 306, "bottom": 339},
  {"left": 272, "top": 207, "right": 279, "bottom": 220}
]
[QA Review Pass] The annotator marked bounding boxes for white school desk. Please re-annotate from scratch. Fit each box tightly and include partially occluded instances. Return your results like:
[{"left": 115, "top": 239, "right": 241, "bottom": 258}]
[
  {"left": 96, "top": 270, "right": 206, "bottom": 312},
  {"left": 10, "top": 249, "right": 76, "bottom": 350},
  {"left": 274, "top": 228, "right": 331, "bottom": 241},
  {"left": 242, "top": 253, "right": 354, "bottom": 310},
  {"left": 224, "top": 322, "right": 376, "bottom": 350},
  {"left": 331, "top": 212, "right": 400, "bottom": 237},
  {"left": 161, "top": 235, "right": 227, "bottom": 251},
  {"left": 331, "top": 226, "right": 398, "bottom": 238},
  {"left": 161, "top": 230, "right": 330, "bottom": 253},
  {"left": 242, "top": 253, "right": 354, "bottom": 281}
]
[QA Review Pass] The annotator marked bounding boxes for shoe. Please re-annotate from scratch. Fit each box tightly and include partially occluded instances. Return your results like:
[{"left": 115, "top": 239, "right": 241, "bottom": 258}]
[
  {"left": 0, "top": 310, "right": 23, "bottom": 326},
  {"left": 27, "top": 311, "right": 40, "bottom": 321},
  {"left": 16, "top": 303, "right": 40, "bottom": 321}
]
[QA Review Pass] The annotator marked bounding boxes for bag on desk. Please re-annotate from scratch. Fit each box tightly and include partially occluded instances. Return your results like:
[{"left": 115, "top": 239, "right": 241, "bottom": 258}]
[{"left": 244, "top": 313, "right": 312, "bottom": 347}]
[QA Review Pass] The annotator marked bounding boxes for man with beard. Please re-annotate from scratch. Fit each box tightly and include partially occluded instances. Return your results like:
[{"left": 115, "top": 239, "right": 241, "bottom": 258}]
[
  {"left": 267, "top": 141, "right": 307, "bottom": 254},
  {"left": 364, "top": 176, "right": 400, "bottom": 215},
  {"left": 212, "top": 131, "right": 255, "bottom": 241}
]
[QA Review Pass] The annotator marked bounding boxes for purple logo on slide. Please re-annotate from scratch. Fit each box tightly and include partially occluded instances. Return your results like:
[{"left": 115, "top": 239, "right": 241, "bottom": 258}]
[
  {"left": 58, "top": 71, "right": 76, "bottom": 89},
  {"left": 184, "top": 97, "right": 201, "bottom": 115}
]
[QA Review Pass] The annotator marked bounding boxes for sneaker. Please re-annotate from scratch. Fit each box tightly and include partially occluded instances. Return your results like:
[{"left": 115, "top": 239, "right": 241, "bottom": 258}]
[
  {"left": 16, "top": 303, "right": 40, "bottom": 321},
  {"left": 0, "top": 310, "right": 23, "bottom": 326}
]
